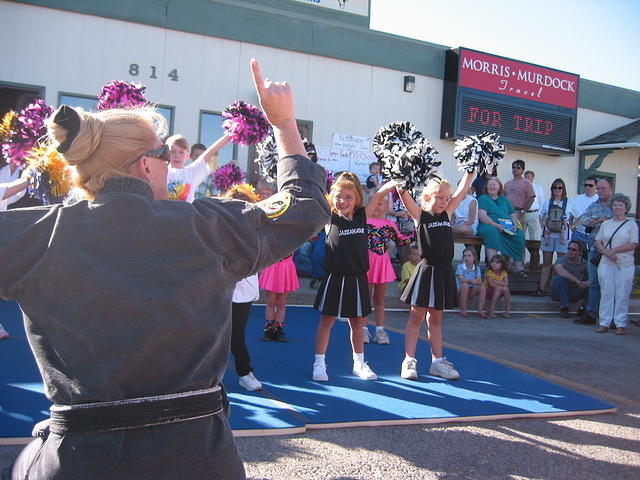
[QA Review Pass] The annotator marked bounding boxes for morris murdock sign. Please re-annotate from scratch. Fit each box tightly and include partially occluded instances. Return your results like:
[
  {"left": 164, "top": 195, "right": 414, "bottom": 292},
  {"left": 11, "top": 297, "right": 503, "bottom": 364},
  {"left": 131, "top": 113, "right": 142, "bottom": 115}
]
[{"left": 441, "top": 47, "right": 579, "bottom": 154}]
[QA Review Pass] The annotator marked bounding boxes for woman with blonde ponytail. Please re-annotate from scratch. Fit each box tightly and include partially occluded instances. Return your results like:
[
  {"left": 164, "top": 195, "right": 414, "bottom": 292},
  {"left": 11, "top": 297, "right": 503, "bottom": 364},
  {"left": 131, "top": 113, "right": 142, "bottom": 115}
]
[{"left": 7, "top": 60, "right": 329, "bottom": 480}]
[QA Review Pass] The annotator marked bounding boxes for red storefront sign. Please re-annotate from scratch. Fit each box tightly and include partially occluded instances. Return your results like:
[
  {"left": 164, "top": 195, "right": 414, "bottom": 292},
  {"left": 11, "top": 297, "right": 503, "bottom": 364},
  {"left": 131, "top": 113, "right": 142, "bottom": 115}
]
[{"left": 458, "top": 49, "right": 579, "bottom": 109}]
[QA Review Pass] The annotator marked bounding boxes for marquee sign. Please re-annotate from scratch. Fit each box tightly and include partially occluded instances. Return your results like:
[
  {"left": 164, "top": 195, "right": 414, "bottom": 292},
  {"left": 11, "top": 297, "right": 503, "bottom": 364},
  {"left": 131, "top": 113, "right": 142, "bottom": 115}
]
[{"left": 441, "top": 48, "right": 579, "bottom": 154}]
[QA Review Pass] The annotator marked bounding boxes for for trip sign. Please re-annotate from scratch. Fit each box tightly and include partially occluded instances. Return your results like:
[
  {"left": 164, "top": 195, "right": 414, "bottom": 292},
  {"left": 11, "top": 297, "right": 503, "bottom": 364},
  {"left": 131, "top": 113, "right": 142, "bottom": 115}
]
[{"left": 441, "top": 47, "right": 579, "bottom": 155}]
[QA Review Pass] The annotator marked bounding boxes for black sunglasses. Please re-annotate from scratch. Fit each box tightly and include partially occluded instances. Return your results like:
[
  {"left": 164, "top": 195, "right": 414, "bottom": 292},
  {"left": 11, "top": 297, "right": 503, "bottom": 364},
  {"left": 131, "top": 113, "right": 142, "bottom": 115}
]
[
  {"left": 552, "top": 186, "right": 564, "bottom": 190},
  {"left": 567, "top": 247, "right": 580, "bottom": 251},
  {"left": 583, "top": 183, "right": 595, "bottom": 187},
  {"left": 144, "top": 145, "right": 171, "bottom": 165},
  {"left": 512, "top": 165, "right": 523, "bottom": 169}
]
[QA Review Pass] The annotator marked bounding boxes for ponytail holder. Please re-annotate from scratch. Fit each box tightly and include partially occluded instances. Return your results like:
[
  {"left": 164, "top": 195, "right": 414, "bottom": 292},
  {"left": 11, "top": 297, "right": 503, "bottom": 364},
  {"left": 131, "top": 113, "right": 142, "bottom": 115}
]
[{"left": 54, "top": 105, "right": 81, "bottom": 153}]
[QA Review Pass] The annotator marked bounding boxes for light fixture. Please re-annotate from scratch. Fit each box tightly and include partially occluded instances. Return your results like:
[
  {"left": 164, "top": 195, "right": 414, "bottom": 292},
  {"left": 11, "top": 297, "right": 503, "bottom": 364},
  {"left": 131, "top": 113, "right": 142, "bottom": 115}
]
[{"left": 403, "top": 75, "right": 415, "bottom": 93}]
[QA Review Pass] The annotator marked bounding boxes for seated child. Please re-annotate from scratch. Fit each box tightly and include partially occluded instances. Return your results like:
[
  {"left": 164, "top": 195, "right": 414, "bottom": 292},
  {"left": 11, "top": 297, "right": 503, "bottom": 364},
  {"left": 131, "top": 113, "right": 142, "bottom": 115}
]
[
  {"left": 455, "top": 248, "right": 487, "bottom": 317},
  {"left": 484, "top": 254, "right": 511, "bottom": 318},
  {"left": 399, "top": 244, "right": 420, "bottom": 293}
]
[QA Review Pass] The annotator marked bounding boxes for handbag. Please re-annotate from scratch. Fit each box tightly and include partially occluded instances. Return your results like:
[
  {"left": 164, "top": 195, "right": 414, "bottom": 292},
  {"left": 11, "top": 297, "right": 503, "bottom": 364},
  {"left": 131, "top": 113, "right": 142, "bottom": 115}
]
[{"left": 590, "top": 220, "right": 628, "bottom": 266}]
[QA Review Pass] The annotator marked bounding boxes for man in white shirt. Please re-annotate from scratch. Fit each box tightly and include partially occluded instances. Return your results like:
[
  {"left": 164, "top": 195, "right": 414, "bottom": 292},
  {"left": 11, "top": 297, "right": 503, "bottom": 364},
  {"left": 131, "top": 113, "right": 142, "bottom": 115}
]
[
  {"left": 166, "top": 134, "right": 230, "bottom": 202},
  {"left": 568, "top": 175, "right": 599, "bottom": 250},
  {"left": 523, "top": 170, "right": 544, "bottom": 241}
]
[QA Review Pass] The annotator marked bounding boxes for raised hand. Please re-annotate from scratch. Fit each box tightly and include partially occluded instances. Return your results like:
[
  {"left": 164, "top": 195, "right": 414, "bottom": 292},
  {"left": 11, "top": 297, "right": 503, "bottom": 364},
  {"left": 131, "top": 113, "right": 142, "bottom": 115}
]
[{"left": 250, "top": 59, "right": 295, "bottom": 128}]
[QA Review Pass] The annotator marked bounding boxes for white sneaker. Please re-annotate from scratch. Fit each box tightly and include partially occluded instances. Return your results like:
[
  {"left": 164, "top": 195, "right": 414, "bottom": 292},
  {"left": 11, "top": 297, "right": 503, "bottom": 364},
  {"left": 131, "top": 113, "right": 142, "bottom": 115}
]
[
  {"left": 238, "top": 372, "right": 263, "bottom": 391},
  {"left": 429, "top": 358, "right": 460, "bottom": 380},
  {"left": 0, "top": 324, "right": 8, "bottom": 340},
  {"left": 353, "top": 361, "right": 377, "bottom": 380},
  {"left": 401, "top": 357, "right": 418, "bottom": 380},
  {"left": 373, "top": 329, "right": 390, "bottom": 345},
  {"left": 312, "top": 363, "right": 328, "bottom": 382},
  {"left": 362, "top": 326, "right": 371, "bottom": 344}
]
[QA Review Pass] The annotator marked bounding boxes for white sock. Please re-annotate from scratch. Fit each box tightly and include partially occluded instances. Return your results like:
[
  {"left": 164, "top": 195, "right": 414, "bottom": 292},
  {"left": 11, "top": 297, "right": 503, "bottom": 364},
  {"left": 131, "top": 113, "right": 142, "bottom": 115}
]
[
  {"left": 376, "top": 326, "right": 385, "bottom": 333},
  {"left": 432, "top": 357, "right": 443, "bottom": 364},
  {"left": 314, "top": 354, "right": 325, "bottom": 365},
  {"left": 404, "top": 354, "right": 416, "bottom": 362},
  {"left": 353, "top": 353, "right": 365, "bottom": 363}
]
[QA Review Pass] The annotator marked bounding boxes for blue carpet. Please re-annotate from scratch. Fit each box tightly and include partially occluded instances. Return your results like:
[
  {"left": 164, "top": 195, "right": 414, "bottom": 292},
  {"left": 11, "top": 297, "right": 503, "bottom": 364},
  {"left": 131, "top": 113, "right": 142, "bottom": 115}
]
[{"left": 1, "top": 301, "right": 614, "bottom": 440}]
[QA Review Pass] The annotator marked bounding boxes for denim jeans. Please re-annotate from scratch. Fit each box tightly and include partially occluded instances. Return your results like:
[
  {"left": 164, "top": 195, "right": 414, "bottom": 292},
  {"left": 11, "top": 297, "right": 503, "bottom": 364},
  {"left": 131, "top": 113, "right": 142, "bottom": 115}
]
[
  {"left": 587, "top": 248, "right": 601, "bottom": 313},
  {"left": 549, "top": 276, "right": 587, "bottom": 308}
]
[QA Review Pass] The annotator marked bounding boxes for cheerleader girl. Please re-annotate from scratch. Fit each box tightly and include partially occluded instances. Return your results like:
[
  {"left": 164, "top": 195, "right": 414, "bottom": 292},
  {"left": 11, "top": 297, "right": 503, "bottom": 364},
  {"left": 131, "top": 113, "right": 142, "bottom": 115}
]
[
  {"left": 396, "top": 170, "right": 475, "bottom": 381},
  {"left": 312, "top": 172, "right": 395, "bottom": 381},
  {"left": 259, "top": 254, "right": 299, "bottom": 342},
  {"left": 366, "top": 191, "right": 415, "bottom": 344}
]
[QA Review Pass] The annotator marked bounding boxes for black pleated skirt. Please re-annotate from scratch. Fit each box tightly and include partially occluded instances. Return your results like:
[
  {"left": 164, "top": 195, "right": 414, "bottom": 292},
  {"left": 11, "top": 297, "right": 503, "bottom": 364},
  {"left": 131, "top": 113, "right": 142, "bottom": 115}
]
[
  {"left": 313, "top": 272, "right": 372, "bottom": 318},
  {"left": 400, "top": 261, "right": 457, "bottom": 310}
]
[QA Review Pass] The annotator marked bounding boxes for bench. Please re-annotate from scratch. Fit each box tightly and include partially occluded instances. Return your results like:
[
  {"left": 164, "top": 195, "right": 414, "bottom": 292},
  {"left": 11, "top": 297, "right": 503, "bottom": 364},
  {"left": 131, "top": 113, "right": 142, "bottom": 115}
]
[{"left": 452, "top": 235, "right": 541, "bottom": 271}]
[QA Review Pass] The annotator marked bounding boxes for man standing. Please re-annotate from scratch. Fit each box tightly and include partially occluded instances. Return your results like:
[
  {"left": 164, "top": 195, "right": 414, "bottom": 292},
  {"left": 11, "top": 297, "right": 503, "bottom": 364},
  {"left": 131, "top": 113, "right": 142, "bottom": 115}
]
[
  {"left": 573, "top": 177, "right": 613, "bottom": 325},
  {"left": 550, "top": 239, "right": 589, "bottom": 318},
  {"left": 568, "top": 175, "right": 599, "bottom": 251},
  {"left": 523, "top": 170, "right": 544, "bottom": 241},
  {"left": 504, "top": 160, "right": 535, "bottom": 271}
]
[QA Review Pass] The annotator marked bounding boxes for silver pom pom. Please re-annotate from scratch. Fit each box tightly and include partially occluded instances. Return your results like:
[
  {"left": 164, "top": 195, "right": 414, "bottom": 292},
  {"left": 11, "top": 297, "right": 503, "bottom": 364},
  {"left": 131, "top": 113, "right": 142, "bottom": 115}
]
[
  {"left": 454, "top": 131, "right": 505, "bottom": 175},
  {"left": 372, "top": 121, "right": 440, "bottom": 193}
]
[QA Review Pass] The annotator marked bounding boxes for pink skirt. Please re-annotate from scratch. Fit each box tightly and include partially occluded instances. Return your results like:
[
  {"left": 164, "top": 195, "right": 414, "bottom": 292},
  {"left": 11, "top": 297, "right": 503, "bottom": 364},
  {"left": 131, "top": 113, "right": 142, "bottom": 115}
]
[
  {"left": 259, "top": 256, "right": 300, "bottom": 293},
  {"left": 367, "top": 251, "right": 396, "bottom": 285}
]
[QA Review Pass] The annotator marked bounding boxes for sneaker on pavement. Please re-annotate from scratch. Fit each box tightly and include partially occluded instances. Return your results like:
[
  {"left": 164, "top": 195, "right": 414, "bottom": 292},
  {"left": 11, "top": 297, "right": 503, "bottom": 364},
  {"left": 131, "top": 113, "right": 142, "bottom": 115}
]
[
  {"left": 401, "top": 357, "right": 418, "bottom": 380},
  {"left": 312, "top": 363, "right": 328, "bottom": 382},
  {"left": 373, "top": 329, "right": 390, "bottom": 345},
  {"left": 362, "top": 326, "right": 371, "bottom": 344},
  {"left": 238, "top": 372, "right": 263, "bottom": 391},
  {"left": 560, "top": 307, "right": 570, "bottom": 318},
  {"left": 429, "top": 358, "right": 460, "bottom": 380},
  {"left": 0, "top": 324, "right": 8, "bottom": 340},
  {"left": 353, "top": 361, "right": 377, "bottom": 380}
]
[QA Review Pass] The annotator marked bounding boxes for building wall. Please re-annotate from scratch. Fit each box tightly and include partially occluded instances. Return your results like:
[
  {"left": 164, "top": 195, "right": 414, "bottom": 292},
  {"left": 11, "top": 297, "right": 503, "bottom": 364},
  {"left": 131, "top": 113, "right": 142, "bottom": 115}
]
[{"left": 2, "top": 1, "right": 638, "bottom": 211}]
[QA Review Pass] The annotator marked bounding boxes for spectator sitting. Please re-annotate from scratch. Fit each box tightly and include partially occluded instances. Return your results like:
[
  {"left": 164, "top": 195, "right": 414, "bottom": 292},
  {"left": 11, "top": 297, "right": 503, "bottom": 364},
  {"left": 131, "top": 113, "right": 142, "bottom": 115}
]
[
  {"left": 398, "top": 244, "right": 420, "bottom": 293},
  {"left": 451, "top": 183, "right": 478, "bottom": 236},
  {"left": 549, "top": 239, "right": 589, "bottom": 318},
  {"left": 485, "top": 254, "right": 511, "bottom": 318},
  {"left": 456, "top": 247, "right": 487, "bottom": 317},
  {"left": 476, "top": 177, "right": 526, "bottom": 275}
]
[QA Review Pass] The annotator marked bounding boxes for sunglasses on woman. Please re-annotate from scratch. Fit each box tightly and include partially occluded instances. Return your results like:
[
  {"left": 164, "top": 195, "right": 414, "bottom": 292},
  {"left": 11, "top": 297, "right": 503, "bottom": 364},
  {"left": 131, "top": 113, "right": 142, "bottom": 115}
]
[
  {"left": 552, "top": 186, "right": 564, "bottom": 190},
  {"left": 144, "top": 145, "right": 171, "bottom": 165}
]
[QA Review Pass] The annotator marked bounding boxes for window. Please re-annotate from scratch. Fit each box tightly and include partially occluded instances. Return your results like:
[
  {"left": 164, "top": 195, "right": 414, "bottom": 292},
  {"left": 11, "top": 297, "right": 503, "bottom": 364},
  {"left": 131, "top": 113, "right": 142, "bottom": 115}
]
[
  {"left": 57, "top": 94, "right": 174, "bottom": 135},
  {"left": 157, "top": 105, "right": 174, "bottom": 136},
  {"left": 199, "top": 111, "right": 234, "bottom": 165},
  {"left": 58, "top": 93, "right": 98, "bottom": 111}
]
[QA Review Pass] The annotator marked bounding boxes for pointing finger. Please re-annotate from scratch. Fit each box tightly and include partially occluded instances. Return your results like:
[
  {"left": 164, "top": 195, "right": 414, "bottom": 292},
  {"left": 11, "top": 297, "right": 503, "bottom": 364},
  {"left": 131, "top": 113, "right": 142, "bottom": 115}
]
[{"left": 250, "top": 58, "right": 265, "bottom": 94}]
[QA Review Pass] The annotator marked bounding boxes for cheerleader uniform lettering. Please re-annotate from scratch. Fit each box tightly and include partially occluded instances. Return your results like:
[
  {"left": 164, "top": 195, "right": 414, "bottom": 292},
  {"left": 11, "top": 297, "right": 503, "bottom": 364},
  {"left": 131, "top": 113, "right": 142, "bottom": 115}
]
[
  {"left": 400, "top": 210, "right": 458, "bottom": 309},
  {"left": 314, "top": 207, "right": 372, "bottom": 317}
]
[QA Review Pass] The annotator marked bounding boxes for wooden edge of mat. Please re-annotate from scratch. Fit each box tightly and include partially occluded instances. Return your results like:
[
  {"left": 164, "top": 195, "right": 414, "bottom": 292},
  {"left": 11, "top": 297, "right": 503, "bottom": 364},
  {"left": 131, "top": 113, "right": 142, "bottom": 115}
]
[
  {"left": 0, "top": 437, "right": 32, "bottom": 446},
  {"left": 302, "top": 407, "right": 618, "bottom": 431},
  {"left": 232, "top": 425, "right": 307, "bottom": 437}
]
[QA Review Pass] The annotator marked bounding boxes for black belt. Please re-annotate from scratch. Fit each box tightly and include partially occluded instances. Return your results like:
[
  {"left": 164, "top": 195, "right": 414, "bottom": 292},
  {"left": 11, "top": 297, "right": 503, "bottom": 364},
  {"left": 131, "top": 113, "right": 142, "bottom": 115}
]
[
  {"left": 49, "top": 386, "right": 223, "bottom": 435},
  {"left": 524, "top": 209, "right": 538, "bottom": 213}
]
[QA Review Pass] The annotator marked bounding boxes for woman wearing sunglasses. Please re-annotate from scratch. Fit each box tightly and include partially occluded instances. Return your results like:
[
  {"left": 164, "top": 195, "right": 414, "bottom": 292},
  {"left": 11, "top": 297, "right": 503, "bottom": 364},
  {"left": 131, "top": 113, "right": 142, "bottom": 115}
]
[
  {"left": 6, "top": 59, "right": 329, "bottom": 480},
  {"left": 535, "top": 178, "right": 570, "bottom": 296}
]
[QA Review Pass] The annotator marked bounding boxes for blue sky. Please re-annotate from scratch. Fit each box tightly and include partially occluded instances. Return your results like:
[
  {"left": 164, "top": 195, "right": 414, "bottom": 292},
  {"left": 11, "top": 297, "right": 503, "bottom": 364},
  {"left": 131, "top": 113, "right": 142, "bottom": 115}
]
[{"left": 369, "top": 0, "right": 640, "bottom": 92}]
